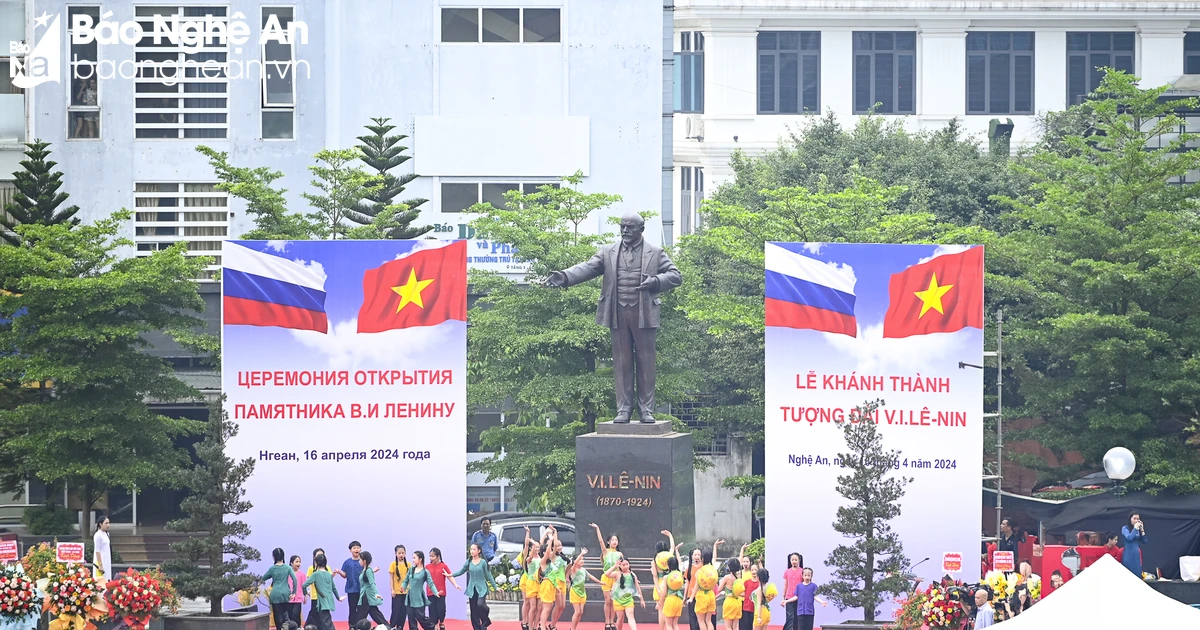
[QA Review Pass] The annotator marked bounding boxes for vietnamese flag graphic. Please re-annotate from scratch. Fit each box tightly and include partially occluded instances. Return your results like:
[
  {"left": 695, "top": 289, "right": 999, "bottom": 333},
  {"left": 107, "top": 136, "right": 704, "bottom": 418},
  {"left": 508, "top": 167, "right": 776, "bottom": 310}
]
[
  {"left": 882, "top": 246, "right": 984, "bottom": 339},
  {"left": 356, "top": 241, "right": 467, "bottom": 333}
]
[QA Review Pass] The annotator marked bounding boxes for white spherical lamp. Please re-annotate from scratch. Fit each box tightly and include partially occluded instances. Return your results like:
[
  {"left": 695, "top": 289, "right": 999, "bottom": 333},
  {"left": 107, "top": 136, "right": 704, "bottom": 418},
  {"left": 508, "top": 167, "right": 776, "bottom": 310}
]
[{"left": 1103, "top": 447, "right": 1136, "bottom": 481}]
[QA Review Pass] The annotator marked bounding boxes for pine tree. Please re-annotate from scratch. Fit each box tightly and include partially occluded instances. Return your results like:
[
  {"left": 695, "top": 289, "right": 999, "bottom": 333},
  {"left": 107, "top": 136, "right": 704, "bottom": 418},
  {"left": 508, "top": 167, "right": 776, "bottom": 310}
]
[
  {"left": 165, "top": 396, "right": 261, "bottom": 617},
  {"left": 354, "top": 117, "right": 432, "bottom": 239},
  {"left": 0, "top": 140, "right": 81, "bottom": 246},
  {"left": 822, "top": 399, "right": 912, "bottom": 624}
]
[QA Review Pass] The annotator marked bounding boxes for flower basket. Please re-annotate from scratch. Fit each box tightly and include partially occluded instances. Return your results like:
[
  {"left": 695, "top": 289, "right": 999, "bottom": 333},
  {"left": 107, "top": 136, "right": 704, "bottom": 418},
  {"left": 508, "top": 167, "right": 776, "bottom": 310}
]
[
  {"left": 104, "top": 569, "right": 165, "bottom": 630},
  {"left": 38, "top": 566, "right": 107, "bottom": 630},
  {"left": 0, "top": 565, "right": 43, "bottom": 630}
]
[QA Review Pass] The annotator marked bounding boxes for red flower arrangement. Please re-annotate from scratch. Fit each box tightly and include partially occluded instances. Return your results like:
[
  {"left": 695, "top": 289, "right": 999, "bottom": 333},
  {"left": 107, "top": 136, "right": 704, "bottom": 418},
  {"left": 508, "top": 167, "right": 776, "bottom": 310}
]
[
  {"left": 0, "top": 567, "right": 40, "bottom": 621},
  {"left": 41, "top": 565, "right": 106, "bottom": 630},
  {"left": 104, "top": 568, "right": 165, "bottom": 630},
  {"left": 918, "top": 577, "right": 969, "bottom": 630}
]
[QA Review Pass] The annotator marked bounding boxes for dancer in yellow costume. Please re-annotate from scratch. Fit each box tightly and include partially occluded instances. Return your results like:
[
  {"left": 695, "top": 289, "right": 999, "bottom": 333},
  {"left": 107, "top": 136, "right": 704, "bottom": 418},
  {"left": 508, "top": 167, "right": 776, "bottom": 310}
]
[
  {"left": 605, "top": 555, "right": 645, "bottom": 630},
  {"left": 752, "top": 570, "right": 777, "bottom": 630},
  {"left": 591, "top": 524, "right": 623, "bottom": 630},
  {"left": 658, "top": 557, "right": 686, "bottom": 630},
  {"left": 686, "top": 539, "right": 723, "bottom": 630},
  {"left": 566, "top": 549, "right": 602, "bottom": 630},
  {"left": 520, "top": 527, "right": 543, "bottom": 630},
  {"left": 718, "top": 556, "right": 746, "bottom": 630}
]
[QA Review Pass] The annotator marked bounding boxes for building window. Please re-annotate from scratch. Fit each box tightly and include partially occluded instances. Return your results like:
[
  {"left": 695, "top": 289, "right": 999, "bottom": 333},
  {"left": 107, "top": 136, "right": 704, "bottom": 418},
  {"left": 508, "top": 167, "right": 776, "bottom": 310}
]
[
  {"left": 852, "top": 32, "right": 916, "bottom": 115},
  {"left": 675, "top": 397, "right": 729, "bottom": 456},
  {"left": 966, "top": 33, "right": 1034, "bottom": 115},
  {"left": 758, "top": 32, "right": 820, "bottom": 114},
  {"left": 441, "top": 181, "right": 561, "bottom": 213},
  {"left": 441, "top": 8, "right": 560, "bottom": 43},
  {"left": 1066, "top": 32, "right": 1135, "bottom": 106},
  {"left": 67, "top": 7, "right": 101, "bottom": 140},
  {"left": 0, "top": 181, "right": 15, "bottom": 241},
  {"left": 1186, "top": 33, "right": 1200, "bottom": 75},
  {"left": 134, "top": 183, "right": 229, "bottom": 280},
  {"left": 261, "top": 7, "right": 296, "bottom": 139},
  {"left": 679, "top": 166, "right": 703, "bottom": 236},
  {"left": 0, "top": 59, "right": 24, "bottom": 144},
  {"left": 133, "top": 6, "right": 229, "bottom": 139},
  {"left": 675, "top": 32, "right": 704, "bottom": 113}
]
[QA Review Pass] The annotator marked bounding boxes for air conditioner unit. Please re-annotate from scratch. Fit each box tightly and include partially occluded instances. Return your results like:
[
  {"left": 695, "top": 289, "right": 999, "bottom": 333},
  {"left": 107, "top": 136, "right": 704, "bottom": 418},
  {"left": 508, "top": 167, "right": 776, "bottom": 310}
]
[{"left": 684, "top": 115, "right": 704, "bottom": 140}]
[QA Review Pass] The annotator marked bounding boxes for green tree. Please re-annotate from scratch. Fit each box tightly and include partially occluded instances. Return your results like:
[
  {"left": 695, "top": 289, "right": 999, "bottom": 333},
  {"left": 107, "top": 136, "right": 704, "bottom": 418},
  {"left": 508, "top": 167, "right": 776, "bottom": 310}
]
[
  {"left": 0, "top": 212, "right": 207, "bottom": 535},
  {"left": 196, "top": 146, "right": 316, "bottom": 241},
  {"left": 675, "top": 176, "right": 958, "bottom": 500},
  {"left": 718, "top": 114, "right": 1026, "bottom": 228},
  {"left": 465, "top": 173, "right": 700, "bottom": 510},
  {"left": 821, "top": 400, "right": 911, "bottom": 623},
  {"left": 990, "top": 71, "right": 1200, "bottom": 493},
  {"left": 344, "top": 204, "right": 416, "bottom": 240},
  {"left": 165, "top": 396, "right": 261, "bottom": 617},
  {"left": 0, "top": 140, "right": 81, "bottom": 247},
  {"left": 303, "top": 148, "right": 383, "bottom": 239},
  {"left": 355, "top": 117, "right": 432, "bottom": 239}
]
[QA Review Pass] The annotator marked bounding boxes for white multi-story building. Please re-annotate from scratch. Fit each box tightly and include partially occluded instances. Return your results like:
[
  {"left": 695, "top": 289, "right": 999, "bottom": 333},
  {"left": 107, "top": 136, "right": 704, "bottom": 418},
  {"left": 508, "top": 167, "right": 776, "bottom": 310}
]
[
  {"left": 0, "top": 0, "right": 673, "bottom": 524},
  {"left": 7, "top": 0, "right": 669, "bottom": 270},
  {"left": 670, "top": 0, "right": 1200, "bottom": 244}
]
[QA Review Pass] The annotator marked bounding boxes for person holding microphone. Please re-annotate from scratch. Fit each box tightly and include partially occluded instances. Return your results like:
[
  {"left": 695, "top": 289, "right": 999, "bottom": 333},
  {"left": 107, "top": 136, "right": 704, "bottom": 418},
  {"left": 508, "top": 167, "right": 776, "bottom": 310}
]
[{"left": 1121, "top": 512, "right": 1148, "bottom": 577}]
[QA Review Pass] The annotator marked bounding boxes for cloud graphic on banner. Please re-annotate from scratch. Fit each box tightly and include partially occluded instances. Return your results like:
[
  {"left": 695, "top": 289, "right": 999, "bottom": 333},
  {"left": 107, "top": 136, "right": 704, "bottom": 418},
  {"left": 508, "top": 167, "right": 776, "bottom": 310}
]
[
  {"left": 293, "top": 259, "right": 328, "bottom": 283},
  {"left": 824, "top": 323, "right": 973, "bottom": 374},
  {"left": 917, "top": 244, "right": 972, "bottom": 265},
  {"left": 388, "top": 240, "right": 455, "bottom": 264},
  {"left": 266, "top": 240, "right": 289, "bottom": 252},
  {"left": 803, "top": 243, "right": 825, "bottom": 255},
  {"left": 290, "top": 318, "right": 455, "bottom": 370}
]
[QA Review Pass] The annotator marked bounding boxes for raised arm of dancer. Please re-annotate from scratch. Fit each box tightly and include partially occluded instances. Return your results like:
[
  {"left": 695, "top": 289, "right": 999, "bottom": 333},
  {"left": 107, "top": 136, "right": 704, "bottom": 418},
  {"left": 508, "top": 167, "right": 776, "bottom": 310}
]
[
  {"left": 591, "top": 523, "right": 607, "bottom": 552},
  {"left": 712, "top": 539, "right": 724, "bottom": 567},
  {"left": 662, "top": 530, "right": 682, "bottom": 564}
]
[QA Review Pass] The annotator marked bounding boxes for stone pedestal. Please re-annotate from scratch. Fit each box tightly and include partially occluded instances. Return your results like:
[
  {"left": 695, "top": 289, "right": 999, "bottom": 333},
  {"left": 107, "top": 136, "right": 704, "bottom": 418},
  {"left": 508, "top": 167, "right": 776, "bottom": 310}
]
[{"left": 575, "top": 421, "right": 695, "bottom": 559}]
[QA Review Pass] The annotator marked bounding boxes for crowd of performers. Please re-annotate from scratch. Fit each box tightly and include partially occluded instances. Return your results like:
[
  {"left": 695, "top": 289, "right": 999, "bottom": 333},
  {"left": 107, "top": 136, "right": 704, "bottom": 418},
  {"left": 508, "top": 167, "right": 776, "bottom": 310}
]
[
  {"left": 515, "top": 525, "right": 826, "bottom": 630},
  {"left": 256, "top": 527, "right": 830, "bottom": 630}
]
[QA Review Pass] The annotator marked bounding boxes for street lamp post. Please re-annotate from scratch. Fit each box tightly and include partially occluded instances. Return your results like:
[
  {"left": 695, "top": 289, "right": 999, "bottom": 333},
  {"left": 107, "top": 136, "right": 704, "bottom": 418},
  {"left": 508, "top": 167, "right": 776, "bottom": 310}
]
[{"left": 1103, "top": 447, "right": 1136, "bottom": 496}]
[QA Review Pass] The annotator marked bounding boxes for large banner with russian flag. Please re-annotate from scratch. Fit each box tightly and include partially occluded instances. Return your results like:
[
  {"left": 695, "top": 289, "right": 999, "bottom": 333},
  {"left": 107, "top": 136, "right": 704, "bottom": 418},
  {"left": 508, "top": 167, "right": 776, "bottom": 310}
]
[
  {"left": 764, "top": 243, "right": 984, "bottom": 626},
  {"left": 221, "top": 240, "right": 468, "bottom": 620}
]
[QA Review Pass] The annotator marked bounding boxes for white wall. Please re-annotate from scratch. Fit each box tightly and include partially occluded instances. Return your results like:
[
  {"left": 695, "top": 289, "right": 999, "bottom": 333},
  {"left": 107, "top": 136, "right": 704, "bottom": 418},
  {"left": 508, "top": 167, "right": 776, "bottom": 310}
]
[
  {"left": 670, "top": 1, "right": 1200, "bottom": 244},
  {"left": 693, "top": 436, "right": 753, "bottom": 543},
  {"left": 32, "top": 0, "right": 664, "bottom": 245}
]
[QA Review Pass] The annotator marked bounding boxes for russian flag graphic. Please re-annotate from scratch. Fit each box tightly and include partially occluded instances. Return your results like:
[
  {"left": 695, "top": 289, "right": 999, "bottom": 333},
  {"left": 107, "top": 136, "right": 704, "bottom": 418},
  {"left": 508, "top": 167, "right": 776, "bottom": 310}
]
[
  {"left": 764, "top": 243, "right": 857, "bottom": 337},
  {"left": 222, "top": 242, "right": 328, "bottom": 334}
]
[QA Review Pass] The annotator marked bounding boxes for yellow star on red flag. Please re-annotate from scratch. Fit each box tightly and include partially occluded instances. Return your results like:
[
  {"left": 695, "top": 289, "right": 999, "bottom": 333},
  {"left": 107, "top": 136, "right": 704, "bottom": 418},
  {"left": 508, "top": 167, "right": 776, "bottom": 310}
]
[
  {"left": 391, "top": 269, "right": 434, "bottom": 312},
  {"left": 913, "top": 273, "right": 954, "bottom": 317}
]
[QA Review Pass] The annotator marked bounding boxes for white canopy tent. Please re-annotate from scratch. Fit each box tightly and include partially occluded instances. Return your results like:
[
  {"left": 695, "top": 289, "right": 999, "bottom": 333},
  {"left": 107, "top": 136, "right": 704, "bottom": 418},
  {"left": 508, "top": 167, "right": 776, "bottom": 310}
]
[{"left": 997, "top": 554, "right": 1200, "bottom": 628}]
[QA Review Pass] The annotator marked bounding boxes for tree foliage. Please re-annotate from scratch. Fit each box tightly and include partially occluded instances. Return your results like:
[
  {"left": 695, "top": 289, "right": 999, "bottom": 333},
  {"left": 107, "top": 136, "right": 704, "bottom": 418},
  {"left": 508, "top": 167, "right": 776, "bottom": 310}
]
[
  {"left": 165, "top": 396, "right": 260, "bottom": 617},
  {"left": 302, "top": 148, "right": 383, "bottom": 239},
  {"left": 0, "top": 212, "right": 206, "bottom": 534},
  {"left": 678, "top": 116, "right": 1011, "bottom": 506},
  {"left": 0, "top": 140, "right": 81, "bottom": 247},
  {"left": 717, "top": 114, "right": 1026, "bottom": 228},
  {"left": 989, "top": 71, "right": 1200, "bottom": 493},
  {"left": 354, "top": 117, "right": 432, "bottom": 239},
  {"left": 465, "top": 173, "right": 701, "bottom": 510},
  {"left": 197, "top": 146, "right": 316, "bottom": 241},
  {"left": 821, "top": 400, "right": 911, "bottom": 623}
]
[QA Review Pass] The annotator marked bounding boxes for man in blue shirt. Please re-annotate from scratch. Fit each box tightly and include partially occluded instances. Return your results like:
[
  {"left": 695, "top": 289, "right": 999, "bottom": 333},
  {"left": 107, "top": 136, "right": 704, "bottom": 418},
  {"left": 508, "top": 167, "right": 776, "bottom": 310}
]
[{"left": 470, "top": 518, "right": 499, "bottom": 562}]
